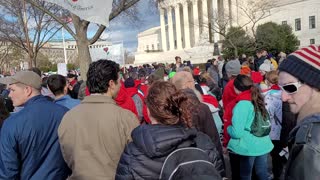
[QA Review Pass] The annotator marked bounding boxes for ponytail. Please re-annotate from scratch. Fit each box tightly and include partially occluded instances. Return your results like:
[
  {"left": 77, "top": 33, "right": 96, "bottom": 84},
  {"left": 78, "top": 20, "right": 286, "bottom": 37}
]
[
  {"left": 166, "top": 91, "right": 195, "bottom": 128},
  {"left": 251, "top": 85, "right": 268, "bottom": 120},
  {"left": 146, "top": 81, "right": 198, "bottom": 128}
]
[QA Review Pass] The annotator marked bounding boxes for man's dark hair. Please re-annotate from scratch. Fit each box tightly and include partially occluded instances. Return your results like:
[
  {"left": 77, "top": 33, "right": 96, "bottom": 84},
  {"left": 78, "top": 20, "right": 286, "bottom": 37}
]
[
  {"left": 87, "top": 59, "right": 120, "bottom": 94},
  {"left": 47, "top": 74, "right": 67, "bottom": 96}
]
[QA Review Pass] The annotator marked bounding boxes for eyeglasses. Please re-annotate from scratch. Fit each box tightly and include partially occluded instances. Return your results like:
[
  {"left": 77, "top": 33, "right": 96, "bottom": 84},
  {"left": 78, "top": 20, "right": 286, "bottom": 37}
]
[{"left": 279, "top": 81, "right": 302, "bottom": 94}]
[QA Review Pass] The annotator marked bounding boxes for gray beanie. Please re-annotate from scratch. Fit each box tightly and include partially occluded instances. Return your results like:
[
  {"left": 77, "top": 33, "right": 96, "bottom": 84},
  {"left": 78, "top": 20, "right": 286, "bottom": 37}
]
[{"left": 225, "top": 59, "right": 241, "bottom": 76}]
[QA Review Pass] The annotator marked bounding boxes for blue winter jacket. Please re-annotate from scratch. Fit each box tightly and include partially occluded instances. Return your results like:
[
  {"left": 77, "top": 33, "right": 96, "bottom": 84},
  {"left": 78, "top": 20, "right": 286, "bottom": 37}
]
[{"left": 0, "top": 95, "right": 71, "bottom": 180}]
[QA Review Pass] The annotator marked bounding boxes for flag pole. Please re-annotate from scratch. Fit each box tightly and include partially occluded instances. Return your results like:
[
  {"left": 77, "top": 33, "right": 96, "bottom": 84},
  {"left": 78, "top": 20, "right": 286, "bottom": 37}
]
[{"left": 60, "top": 11, "right": 68, "bottom": 64}]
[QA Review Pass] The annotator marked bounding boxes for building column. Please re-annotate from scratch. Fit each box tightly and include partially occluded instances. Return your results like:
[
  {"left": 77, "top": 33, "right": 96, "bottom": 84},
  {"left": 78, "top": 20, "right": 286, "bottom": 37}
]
[
  {"left": 202, "top": 0, "right": 209, "bottom": 40},
  {"left": 159, "top": 8, "right": 167, "bottom": 51},
  {"left": 193, "top": 0, "right": 200, "bottom": 46},
  {"left": 212, "top": 0, "right": 220, "bottom": 43},
  {"left": 183, "top": 2, "right": 191, "bottom": 49},
  {"left": 167, "top": 7, "right": 175, "bottom": 51},
  {"left": 174, "top": 4, "right": 183, "bottom": 50}
]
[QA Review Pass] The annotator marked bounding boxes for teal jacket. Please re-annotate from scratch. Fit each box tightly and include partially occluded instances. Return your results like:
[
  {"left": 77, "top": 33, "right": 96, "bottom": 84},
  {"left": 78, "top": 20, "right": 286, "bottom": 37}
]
[{"left": 227, "top": 100, "right": 274, "bottom": 156}]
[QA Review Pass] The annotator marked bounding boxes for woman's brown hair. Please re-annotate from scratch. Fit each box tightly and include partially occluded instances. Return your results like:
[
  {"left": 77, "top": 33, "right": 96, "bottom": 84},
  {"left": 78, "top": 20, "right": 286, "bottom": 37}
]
[
  {"left": 145, "top": 81, "right": 198, "bottom": 128},
  {"left": 234, "top": 75, "right": 269, "bottom": 120}
]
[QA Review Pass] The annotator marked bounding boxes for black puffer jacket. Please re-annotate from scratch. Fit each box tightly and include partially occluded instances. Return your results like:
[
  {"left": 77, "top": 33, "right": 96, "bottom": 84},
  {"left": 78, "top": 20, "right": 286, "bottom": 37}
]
[{"left": 115, "top": 124, "right": 224, "bottom": 180}]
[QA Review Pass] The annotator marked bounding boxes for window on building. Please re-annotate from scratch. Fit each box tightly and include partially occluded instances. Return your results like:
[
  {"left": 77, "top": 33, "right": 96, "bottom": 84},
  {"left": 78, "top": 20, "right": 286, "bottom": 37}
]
[
  {"left": 310, "top": 39, "right": 315, "bottom": 44},
  {"left": 152, "top": 44, "right": 154, "bottom": 50},
  {"left": 146, "top": 45, "right": 149, "bottom": 50},
  {"left": 157, "top": 43, "right": 160, "bottom": 50},
  {"left": 295, "top": 18, "right": 301, "bottom": 31},
  {"left": 282, "top": 21, "right": 287, "bottom": 25},
  {"left": 297, "top": 40, "right": 300, "bottom": 46},
  {"left": 309, "top": 16, "right": 316, "bottom": 29}
]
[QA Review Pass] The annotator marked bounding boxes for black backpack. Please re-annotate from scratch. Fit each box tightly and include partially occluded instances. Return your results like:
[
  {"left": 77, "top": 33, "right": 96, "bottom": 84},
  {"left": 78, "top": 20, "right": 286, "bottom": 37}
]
[{"left": 159, "top": 147, "right": 222, "bottom": 180}]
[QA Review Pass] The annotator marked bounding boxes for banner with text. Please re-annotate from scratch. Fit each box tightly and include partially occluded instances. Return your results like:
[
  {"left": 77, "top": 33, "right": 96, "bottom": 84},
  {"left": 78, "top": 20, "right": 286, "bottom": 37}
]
[{"left": 43, "top": 0, "right": 113, "bottom": 26}]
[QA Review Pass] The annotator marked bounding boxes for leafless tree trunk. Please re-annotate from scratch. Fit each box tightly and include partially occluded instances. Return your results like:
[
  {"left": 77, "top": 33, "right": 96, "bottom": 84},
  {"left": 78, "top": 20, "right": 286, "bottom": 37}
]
[
  {"left": 27, "top": 0, "right": 141, "bottom": 80},
  {"left": 0, "top": 0, "right": 62, "bottom": 68}
]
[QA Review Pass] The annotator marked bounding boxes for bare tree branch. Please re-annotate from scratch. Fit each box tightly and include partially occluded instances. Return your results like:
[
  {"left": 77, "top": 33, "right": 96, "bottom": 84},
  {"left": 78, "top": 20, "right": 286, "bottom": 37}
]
[{"left": 25, "top": 0, "right": 76, "bottom": 38}]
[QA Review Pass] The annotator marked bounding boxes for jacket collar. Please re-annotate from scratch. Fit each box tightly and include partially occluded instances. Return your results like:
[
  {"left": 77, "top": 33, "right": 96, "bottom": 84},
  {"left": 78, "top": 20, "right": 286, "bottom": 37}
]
[
  {"left": 24, "top": 95, "right": 45, "bottom": 107},
  {"left": 236, "top": 90, "right": 251, "bottom": 102},
  {"left": 132, "top": 124, "right": 197, "bottom": 158},
  {"left": 82, "top": 95, "right": 116, "bottom": 105},
  {"left": 54, "top": 95, "right": 71, "bottom": 102}
]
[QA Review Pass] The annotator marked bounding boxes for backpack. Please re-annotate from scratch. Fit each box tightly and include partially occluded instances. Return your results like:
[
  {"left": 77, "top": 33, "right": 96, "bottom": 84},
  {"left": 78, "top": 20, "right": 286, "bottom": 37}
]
[
  {"left": 159, "top": 147, "right": 222, "bottom": 180},
  {"left": 250, "top": 112, "right": 271, "bottom": 137}
]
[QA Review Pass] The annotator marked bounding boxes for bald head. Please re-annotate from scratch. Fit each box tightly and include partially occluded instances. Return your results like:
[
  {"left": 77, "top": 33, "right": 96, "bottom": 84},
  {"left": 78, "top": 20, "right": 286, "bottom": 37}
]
[{"left": 171, "top": 71, "right": 195, "bottom": 90}]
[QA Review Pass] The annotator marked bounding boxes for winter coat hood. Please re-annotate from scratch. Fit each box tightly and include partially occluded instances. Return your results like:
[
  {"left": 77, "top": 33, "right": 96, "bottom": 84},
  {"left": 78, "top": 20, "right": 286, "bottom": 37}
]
[{"left": 131, "top": 124, "right": 198, "bottom": 158}]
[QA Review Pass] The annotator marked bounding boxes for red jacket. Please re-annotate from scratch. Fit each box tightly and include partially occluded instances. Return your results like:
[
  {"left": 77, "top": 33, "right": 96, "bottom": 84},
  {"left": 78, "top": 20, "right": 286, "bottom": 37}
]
[
  {"left": 222, "top": 79, "right": 237, "bottom": 111},
  {"left": 223, "top": 90, "right": 252, "bottom": 147},
  {"left": 115, "top": 84, "right": 138, "bottom": 117}
]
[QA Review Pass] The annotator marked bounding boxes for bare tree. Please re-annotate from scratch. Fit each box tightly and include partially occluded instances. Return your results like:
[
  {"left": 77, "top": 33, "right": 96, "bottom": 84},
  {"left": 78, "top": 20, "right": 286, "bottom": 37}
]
[
  {"left": 236, "top": 0, "right": 276, "bottom": 44},
  {"left": 27, "top": 0, "right": 142, "bottom": 80},
  {"left": 0, "top": 42, "right": 25, "bottom": 73},
  {"left": 0, "top": 42, "right": 10, "bottom": 69},
  {"left": 208, "top": 0, "right": 275, "bottom": 57},
  {"left": 0, "top": 0, "right": 62, "bottom": 68}
]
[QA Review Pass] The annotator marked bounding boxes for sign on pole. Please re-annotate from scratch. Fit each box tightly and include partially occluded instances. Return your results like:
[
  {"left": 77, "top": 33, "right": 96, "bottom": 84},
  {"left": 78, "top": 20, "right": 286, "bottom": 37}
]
[
  {"left": 57, "top": 63, "right": 68, "bottom": 76},
  {"left": 89, "top": 43, "right": 125, "bottom": 65}
]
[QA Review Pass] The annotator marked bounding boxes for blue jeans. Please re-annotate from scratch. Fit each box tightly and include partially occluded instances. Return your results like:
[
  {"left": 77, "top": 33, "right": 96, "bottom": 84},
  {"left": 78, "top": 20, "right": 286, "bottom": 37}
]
[{"left": 239, "top": 154, "right": 269, "bottom": 180}]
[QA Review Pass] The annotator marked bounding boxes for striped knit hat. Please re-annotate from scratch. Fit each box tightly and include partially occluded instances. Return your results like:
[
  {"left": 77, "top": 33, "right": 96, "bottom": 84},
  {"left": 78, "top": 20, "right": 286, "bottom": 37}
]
[{"left": 279, "top": 45, "right": 320, "bottom": 89}]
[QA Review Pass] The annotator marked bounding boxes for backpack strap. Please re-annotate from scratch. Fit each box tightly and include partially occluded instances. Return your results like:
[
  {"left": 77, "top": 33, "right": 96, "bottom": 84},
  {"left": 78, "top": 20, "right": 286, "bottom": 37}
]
[{"left": 274, "top": 114, "right": 282, "bottom": 126}]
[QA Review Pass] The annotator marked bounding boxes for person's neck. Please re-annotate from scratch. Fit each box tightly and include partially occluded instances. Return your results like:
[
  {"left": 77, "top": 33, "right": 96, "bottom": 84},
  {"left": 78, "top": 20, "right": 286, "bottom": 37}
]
[
  {"left": 298, "top": 92, "right": 320, "bottom": 122},
  {"left": 55, "top": 94, "right": 65, "bottom": 100}
]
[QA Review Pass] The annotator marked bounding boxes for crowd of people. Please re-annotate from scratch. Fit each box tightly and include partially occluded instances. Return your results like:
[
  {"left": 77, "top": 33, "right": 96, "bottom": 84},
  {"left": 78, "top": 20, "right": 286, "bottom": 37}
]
[{"left": 0, "top": 45, "right": 319, "bottom": 180}]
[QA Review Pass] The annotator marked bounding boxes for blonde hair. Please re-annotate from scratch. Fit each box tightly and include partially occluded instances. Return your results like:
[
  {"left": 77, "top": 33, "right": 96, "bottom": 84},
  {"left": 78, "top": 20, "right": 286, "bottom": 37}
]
[{"left": 265, "top": 70, "right": 279, "bottom": 85}]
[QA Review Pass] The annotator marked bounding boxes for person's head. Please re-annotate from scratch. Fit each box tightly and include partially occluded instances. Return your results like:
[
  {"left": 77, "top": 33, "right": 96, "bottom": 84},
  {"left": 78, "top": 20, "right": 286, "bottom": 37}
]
[
  {"left": 47, "top": 74, "right": 68, "bottom": 97},
  {"left": 234, "top": 74, "right": 268, "bottom": 119},
  {"left": 278, "top": 45, "right": 320, "bottom": 114},
  {"left": 256, "top": 49, "right": 264, "bottom": 58},
  {"left": 182, "top": 66, "right": 192, "bottom": 73},
  {"left": 175, "top": 56, "right": 182, "bottom": 64},
  {"left": 87, "top": 59, "right": 121, "bottom": 98},
  {"left": 0, "top": 71, "right": 41, "bottom": 107},
  {"left": 124, "top": 77, "right": 135, "bottom": 88},
  {"left": 265, "top": 70, "right": 278, "bottom": 86},
  {"left": 67, "top": 70, "right": 77, "bottom": 82},
  {"left": 145, "top": 81, "right": 197, "bottom": 128},
  {"left": 0, "top": 96, "right": 9, "bottom": 128},
  {"left": 225, "top": 59, "right": 241, "bottom": 79},
  {"left": 211, "top": 58, "right": 218, "bottom": 66},
  {"left": 171, "top": 71, "right": 195, "bottom": 90}
]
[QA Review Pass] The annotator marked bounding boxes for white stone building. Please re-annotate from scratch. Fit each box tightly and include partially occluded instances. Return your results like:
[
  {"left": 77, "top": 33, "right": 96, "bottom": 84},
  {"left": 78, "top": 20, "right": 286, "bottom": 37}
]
[
  {"left": 135, "top": 0, "right": 227, "bottom": 64},
  {"left": 230, "top": 0, "right": 320, "bottom": 48},
  {"left": 260, "top": 0, "right": 320, "bottom": 48},
  {"left": 135, "top": 0, "right": 320, "bottom": 64}
]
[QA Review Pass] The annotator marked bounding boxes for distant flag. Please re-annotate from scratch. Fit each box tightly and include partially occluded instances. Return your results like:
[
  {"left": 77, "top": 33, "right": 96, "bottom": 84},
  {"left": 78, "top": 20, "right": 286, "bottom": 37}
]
[{"left": 43, "top": 0, "right": 113, "bottom": 26}]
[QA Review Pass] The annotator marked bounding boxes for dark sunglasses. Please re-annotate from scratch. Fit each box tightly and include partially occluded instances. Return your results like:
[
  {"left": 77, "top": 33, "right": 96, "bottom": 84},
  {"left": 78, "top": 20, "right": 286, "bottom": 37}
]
[{"left": 279, "top": 81, "right": 302, "bottom": 94}]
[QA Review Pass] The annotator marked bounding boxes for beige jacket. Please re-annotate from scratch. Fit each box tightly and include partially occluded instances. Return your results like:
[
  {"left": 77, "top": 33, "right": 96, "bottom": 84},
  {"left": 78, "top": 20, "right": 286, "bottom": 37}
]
[{"left": 58, "top": 95, "right": 139, "bottom": 180}]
